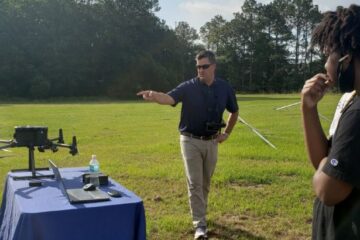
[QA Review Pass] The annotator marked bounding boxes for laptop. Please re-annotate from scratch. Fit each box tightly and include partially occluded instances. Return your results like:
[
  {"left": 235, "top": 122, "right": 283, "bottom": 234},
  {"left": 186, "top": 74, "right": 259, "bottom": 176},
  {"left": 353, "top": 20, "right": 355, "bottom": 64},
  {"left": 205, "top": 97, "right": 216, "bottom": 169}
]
[{"left": 49, "top": 159, "right": 110, "bottom": 204}]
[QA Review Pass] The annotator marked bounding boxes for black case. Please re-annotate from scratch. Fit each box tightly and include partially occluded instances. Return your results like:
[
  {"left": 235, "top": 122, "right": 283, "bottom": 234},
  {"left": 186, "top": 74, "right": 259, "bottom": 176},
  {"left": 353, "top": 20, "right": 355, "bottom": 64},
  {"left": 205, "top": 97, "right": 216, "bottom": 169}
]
[{"left": 82, "top": 173, "right": 109, "bottom": 186}]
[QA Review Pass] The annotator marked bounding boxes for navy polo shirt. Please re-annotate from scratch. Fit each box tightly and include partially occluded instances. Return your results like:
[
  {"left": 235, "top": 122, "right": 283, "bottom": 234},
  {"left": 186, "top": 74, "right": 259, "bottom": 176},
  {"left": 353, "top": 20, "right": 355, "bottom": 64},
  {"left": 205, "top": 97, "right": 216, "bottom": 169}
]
[{"left": 167, "top": 77, "right": 238, "bottom": 137}]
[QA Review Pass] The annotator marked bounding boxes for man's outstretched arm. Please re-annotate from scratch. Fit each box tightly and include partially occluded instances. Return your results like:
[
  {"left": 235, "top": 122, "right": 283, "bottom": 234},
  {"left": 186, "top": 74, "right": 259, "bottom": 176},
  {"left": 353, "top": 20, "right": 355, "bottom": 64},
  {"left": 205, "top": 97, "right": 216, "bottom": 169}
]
[{"left": 137, "top": 90, "right": 175, "bottom": 105}]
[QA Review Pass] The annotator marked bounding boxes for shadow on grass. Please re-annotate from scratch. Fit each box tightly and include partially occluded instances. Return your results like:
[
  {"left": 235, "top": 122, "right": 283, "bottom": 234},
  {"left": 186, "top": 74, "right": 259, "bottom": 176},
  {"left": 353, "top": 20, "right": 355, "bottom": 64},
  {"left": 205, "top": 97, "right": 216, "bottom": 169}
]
[
  {"left": 237, "top": 96, "right": 299, "bottom": 101},
  {"left": 208, "top": 222, "right": 266, "bottom": 240}
]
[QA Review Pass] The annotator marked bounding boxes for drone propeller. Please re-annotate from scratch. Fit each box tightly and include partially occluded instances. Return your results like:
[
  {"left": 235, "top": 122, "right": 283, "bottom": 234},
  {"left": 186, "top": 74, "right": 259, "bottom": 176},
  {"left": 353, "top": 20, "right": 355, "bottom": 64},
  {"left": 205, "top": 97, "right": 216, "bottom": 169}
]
[
  {"left": 48, "top": 129, "right": 64, "bottom": 144},
  {"left": 69, "top": 136, "right": 78, "bottom": 155}
]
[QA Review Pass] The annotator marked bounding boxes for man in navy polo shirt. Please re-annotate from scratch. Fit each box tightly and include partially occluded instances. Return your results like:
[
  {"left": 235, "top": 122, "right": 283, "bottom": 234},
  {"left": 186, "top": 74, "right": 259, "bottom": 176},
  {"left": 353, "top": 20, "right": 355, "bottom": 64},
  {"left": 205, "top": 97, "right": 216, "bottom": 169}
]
[{"left": 137, "top": 50, "right": 239, "bottom": 239}]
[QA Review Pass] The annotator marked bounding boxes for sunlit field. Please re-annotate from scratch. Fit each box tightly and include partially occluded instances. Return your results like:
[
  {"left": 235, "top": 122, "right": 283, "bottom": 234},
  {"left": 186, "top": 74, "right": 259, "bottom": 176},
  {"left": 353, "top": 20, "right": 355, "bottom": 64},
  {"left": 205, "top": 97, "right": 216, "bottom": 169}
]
[{"left": 0, "top": 93, "right": 341, "bottom": 240}]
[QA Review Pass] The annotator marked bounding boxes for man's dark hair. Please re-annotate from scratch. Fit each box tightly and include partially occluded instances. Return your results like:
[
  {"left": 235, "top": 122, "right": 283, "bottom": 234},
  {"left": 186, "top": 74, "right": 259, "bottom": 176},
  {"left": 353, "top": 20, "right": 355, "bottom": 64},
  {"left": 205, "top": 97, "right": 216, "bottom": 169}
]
[
  {"left": 196, "top": 50, "right": 216, "bottom": 64},
  {"left": 311, "top": 4, "right": 360, "bottom": 57}
]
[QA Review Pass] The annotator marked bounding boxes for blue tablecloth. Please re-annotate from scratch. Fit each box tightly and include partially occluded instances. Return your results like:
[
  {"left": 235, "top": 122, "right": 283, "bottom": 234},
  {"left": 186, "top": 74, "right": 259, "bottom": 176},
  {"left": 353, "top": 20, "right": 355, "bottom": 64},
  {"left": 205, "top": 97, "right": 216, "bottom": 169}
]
[{"left": 0, "top": 168, "right": 146, "bottom": 240}]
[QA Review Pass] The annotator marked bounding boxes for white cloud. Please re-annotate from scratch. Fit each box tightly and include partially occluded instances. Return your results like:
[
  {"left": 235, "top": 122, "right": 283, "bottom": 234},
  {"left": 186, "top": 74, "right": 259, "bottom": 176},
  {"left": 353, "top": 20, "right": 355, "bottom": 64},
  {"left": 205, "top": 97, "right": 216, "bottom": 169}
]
[{"left": 179, "top": 0, "right": 243, "bottom": 17}]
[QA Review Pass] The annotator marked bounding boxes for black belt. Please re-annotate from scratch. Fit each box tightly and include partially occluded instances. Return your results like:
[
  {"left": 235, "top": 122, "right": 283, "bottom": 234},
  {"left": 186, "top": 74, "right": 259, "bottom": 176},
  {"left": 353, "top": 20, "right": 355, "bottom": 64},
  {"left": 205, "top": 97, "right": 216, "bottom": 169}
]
[{"left": 181, "top": 132, "right": 218, "bottom": 140}]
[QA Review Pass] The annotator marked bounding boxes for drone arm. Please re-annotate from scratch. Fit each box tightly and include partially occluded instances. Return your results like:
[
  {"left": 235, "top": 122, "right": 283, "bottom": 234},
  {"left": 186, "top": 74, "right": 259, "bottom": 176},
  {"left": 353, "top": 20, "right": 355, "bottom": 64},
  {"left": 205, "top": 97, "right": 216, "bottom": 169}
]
[
  {"left": 52, "top": 143, "right": 73, "bottom": 150},
  {"left": 0, "top": 143, "right": 15, "bottom": 150},
  {"left": 48, "top": 129, "right": 64, "bottom": 144},
  {"left": 0, "top": 139, "right": 16, "bottom": 150},
  {"left": 51, "top": 136, "right": 78, "bottom": 155}
]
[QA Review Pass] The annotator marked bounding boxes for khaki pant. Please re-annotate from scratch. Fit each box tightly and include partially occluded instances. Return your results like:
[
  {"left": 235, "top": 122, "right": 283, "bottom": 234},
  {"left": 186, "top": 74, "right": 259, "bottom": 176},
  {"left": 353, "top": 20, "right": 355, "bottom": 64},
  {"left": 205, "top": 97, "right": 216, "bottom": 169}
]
[{"left": 180, "top": 135, "right": 218, "bottom": 228}]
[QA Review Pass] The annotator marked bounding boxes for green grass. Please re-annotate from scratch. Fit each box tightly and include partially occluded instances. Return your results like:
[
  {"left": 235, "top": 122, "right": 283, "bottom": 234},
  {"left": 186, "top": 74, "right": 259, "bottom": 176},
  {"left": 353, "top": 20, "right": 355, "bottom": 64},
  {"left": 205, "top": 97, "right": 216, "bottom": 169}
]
[{"left": 0, "top": 94, "right": 342, "bottom": 240}]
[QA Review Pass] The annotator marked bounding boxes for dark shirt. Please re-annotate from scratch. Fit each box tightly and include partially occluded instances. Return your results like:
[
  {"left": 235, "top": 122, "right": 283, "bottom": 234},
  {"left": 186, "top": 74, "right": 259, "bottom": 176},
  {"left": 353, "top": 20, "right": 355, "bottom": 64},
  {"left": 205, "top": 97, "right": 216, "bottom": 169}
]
[
  {"left": 167, "top": 77, "right": 238, "bottom": 137},
  {"left": 312, "top": 96, "right": 360, "bottom": 240}
]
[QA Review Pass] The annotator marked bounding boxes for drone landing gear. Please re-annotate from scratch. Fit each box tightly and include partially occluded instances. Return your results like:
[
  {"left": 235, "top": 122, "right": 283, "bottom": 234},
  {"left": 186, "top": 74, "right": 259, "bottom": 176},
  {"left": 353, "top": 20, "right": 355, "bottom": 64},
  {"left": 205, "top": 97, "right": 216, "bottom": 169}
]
[{"left": 11, "top": 146, "right": 54, "bottom": 182}]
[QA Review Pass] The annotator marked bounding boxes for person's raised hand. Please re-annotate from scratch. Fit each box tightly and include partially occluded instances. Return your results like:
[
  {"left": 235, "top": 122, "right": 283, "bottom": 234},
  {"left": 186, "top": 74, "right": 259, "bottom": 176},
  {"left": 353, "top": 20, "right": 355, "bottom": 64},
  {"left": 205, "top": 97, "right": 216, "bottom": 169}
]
[{"left": 301, "top": 73, "right": 331, "bottom": 109}]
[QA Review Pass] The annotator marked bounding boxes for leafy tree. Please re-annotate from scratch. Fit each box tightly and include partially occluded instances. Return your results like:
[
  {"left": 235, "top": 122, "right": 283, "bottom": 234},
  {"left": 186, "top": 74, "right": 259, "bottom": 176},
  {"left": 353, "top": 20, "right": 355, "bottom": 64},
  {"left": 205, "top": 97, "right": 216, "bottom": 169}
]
[
  {"left": 200, "top": 15, "right": 228, "bottom": 52},
  {"left": 199, "top": 0, "right": 323, "bottom": 93},
  {"left": 174, "top": 21, "right": 203, "bottom": 80},
  {"left": 0, "top": 0, "right": 325, "bottom": 98}
]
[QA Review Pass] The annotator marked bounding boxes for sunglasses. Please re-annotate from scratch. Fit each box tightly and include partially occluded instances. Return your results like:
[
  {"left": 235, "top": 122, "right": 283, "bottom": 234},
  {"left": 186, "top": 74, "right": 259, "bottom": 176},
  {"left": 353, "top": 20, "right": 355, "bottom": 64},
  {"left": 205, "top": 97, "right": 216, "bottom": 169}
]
[{"left": 196, "top": 64, "right": 212, "bottom": 70}]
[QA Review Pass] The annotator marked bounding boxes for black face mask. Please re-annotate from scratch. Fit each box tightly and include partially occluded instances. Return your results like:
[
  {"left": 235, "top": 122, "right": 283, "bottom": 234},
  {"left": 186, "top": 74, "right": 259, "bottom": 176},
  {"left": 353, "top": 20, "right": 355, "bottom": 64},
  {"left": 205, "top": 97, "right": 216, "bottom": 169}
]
[{"left": 338, "top": 59, "right": 355, "bottom": 93}]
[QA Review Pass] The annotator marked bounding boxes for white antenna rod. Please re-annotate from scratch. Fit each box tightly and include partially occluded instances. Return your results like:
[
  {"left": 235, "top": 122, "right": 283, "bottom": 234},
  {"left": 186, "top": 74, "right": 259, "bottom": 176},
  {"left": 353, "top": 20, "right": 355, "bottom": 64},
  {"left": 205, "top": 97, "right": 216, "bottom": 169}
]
[
  {"left": 275, "top": 101, "right": 301, "bottom": 110},
  {"left": 238, "top": 116, "right": 277, "bottom": 149}
]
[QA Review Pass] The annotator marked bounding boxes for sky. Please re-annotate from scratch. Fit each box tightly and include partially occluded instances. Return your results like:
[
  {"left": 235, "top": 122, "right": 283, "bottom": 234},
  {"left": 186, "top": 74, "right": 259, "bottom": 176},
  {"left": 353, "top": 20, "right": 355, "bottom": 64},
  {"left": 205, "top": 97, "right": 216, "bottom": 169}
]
[{"left": 155, "top": 0, "right": 359, "bottom": 33}]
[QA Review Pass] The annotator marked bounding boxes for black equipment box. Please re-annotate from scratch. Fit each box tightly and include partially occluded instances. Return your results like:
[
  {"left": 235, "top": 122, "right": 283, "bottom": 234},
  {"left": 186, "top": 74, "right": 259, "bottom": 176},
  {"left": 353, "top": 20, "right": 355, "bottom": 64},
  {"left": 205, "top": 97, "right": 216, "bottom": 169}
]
[
  {"left": 14, "top": 126, "right": 48, "bottom": 147},
  {"left": 82, "top": 173, "right": 109, "bottom": 186}
]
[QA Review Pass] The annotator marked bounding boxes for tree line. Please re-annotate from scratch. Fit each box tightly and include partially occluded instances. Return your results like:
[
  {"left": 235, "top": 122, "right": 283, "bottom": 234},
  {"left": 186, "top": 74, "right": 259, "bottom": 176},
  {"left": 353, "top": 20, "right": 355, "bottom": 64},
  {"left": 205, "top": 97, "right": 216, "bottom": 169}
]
[{"left": 0, "top": 0, "right": 327, "bottom": 99}]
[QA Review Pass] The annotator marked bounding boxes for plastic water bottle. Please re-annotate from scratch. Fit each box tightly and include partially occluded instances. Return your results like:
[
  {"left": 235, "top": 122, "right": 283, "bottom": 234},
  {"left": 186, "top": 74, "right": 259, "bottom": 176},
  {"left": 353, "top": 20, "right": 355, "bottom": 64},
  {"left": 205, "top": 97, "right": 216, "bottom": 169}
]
[
  {"left": 89, "top": 154, "right": 100, "bottom": 173},
  {"left": 89, "top": 154, "right": 100, "bottom": 186}
]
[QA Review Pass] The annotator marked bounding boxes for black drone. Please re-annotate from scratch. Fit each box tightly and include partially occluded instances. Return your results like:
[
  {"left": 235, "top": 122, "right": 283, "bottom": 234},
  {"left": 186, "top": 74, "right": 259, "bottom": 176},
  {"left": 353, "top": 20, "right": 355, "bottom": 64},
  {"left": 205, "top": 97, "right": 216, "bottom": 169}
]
[{"left": 0, "top": 126, "right": 78, "bottom": 181}]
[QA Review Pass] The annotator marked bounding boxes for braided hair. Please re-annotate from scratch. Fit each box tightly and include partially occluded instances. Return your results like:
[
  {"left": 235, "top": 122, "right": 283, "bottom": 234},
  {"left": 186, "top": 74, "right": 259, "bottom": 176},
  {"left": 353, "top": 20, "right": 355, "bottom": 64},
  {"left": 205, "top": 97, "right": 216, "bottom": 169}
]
[{"left": 311, "top": 4, "right": 360, "bottom": 57}]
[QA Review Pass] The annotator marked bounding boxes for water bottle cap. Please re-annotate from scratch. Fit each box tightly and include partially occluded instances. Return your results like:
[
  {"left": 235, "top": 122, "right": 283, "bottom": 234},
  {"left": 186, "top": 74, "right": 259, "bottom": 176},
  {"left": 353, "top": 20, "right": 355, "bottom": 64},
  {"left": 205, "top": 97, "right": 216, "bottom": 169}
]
[{"left": 92, "top": 154, "right": 96, "bottom": 159}]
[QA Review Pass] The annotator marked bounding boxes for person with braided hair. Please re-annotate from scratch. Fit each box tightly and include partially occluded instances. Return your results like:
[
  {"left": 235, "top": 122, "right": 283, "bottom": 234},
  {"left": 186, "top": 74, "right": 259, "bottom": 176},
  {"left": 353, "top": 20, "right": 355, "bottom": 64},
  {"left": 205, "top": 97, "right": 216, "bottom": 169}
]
[{"left": 301, "top": 4, "right": 360, "bottom": 240}]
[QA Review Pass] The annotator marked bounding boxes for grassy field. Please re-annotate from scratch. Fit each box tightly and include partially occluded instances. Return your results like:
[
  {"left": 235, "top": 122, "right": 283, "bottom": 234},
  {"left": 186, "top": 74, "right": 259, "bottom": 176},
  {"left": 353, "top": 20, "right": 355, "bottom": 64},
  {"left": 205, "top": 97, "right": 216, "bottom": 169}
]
[{"left": 0, "top": 93, "right": 341, "bottom": 240}]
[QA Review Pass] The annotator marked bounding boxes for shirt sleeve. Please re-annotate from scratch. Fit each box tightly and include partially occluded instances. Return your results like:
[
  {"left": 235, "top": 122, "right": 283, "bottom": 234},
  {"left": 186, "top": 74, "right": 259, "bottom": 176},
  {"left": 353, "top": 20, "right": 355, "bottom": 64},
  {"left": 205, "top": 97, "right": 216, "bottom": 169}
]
[
  {"left": 323, "top": 109, "right": 360, "bottom": 188},
  {"left": 226, "top": 85, "right": 239, "bottom": 113},
  {"left": 167, "top": 82, "right": 187, "bottom": 106}
]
